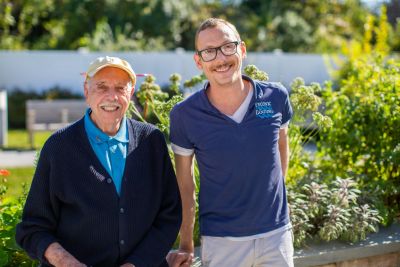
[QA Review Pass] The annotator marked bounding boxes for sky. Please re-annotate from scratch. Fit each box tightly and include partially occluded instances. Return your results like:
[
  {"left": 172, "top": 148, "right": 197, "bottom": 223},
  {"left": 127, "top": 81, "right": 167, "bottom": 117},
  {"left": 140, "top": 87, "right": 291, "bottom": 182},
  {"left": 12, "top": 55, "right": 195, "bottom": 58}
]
[{"left": 361, "top": 0, "right": 390, "bottom": 9}]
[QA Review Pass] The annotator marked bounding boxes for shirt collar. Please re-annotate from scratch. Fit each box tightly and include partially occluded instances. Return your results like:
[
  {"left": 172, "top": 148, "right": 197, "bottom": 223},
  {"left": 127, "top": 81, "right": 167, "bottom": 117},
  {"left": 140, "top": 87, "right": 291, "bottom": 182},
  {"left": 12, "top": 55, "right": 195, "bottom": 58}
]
[
  {"left": 201, "top": 75, "right": 255, "bottom": 115},
  {"left": 202, "top": 74, "right": 254, "bottom": 91},
  {"left": 84, "top": 108, "right": 129, "bottom": 144}
]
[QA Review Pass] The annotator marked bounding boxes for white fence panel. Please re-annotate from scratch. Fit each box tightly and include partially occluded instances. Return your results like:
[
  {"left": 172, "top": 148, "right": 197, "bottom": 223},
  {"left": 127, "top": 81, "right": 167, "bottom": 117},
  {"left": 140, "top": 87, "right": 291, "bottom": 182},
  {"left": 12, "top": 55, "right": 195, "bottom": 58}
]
[{"left": 0, "top": 51, "right": 331, "bottom": 93}]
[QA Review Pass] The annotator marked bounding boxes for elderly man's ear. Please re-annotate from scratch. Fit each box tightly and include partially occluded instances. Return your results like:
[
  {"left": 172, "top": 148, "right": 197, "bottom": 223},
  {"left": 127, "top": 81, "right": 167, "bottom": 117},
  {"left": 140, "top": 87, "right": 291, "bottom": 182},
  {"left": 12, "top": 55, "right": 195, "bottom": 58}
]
[{"left": 83, "top": 82, "right": 89, "bottom": 98}]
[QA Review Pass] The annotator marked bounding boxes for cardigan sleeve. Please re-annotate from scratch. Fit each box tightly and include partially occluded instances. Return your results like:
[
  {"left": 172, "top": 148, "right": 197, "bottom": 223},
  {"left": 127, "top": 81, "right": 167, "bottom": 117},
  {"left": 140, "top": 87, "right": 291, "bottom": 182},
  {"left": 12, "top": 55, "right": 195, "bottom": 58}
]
[
  {"left": 15, "top": 140, "right": 60, "bottom": 264},
  {"left": 124, "top": 130, "right": 182, "bottom": 267}
]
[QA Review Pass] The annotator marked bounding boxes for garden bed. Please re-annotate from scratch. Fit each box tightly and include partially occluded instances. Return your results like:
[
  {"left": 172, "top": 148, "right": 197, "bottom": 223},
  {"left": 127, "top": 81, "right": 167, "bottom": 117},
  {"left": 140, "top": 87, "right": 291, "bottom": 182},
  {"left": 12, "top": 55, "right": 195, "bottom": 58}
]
[
  {"left": 296, "top": 223, "right": 400, "bottom": 266},
  {"left": 192, "top": 224, "right": 400, "bottom": 267}
]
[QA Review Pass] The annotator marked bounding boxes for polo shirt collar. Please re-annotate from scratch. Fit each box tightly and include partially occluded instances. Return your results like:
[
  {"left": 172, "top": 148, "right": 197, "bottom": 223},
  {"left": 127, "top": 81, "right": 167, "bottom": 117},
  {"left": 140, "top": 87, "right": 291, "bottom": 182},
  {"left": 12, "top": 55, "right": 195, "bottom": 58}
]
[
  {"left": 202, "top": 74, "right": 254, "bottom": 91},
  {"left": 84, "top": 108, "right": 129, "bottom": 144},
  {"left": 201, "top": 75, "right": 256, "bottom": 115}
]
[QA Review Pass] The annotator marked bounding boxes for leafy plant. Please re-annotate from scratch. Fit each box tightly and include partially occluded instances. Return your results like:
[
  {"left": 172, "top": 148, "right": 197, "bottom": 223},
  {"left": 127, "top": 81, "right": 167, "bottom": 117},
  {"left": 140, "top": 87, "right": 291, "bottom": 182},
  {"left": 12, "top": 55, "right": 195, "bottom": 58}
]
[
  {"left": 287, "top": 77, "right": 332, "bottom": 185},
  {"left": 0, "top": 169, "right": 37, "bottom": 266},
  {"left": 289, "top": 177, "right": 382, "bottom": 247},
  {"left": 319, "top": 54, "right": 400, "bottom": 224}
]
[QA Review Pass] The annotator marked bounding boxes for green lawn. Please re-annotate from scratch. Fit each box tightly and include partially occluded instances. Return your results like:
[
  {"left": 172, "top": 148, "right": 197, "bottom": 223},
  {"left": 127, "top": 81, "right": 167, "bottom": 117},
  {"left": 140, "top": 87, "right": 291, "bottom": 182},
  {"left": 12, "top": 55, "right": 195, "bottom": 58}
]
[
  {"left": 5, "top": 130, "right": 52, "bottom": 150},
  {"left": 1, "top": 167, "right": 35, "bottom": 199},
  {"left": 1, "top": 130, "right": 42, "bottom": 199}
]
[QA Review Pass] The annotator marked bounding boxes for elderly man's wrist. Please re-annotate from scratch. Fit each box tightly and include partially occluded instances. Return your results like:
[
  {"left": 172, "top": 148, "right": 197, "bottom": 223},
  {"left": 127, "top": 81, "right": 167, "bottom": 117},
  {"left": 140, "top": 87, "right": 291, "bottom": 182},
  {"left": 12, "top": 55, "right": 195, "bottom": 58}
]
[{"left": 45, "top": 242, "right": 83, "bottom": 266}]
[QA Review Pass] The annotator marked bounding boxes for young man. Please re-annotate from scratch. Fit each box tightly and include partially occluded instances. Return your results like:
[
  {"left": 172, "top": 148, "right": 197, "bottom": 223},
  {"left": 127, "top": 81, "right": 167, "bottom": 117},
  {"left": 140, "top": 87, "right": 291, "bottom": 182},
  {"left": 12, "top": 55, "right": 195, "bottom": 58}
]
[
  {"left": 16, "top": 56, "right": 182, "bottom": 267},
  {"left": 168, "top": 18, "right": 294, "bottom": 267}
]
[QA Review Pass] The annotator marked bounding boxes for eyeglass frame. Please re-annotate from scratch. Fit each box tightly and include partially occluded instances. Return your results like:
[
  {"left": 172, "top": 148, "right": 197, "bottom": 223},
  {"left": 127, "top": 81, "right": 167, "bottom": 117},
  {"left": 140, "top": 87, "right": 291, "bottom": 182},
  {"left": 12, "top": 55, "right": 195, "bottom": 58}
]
[{"left": 196, "top": 41, "right": 242, "bottom": 62}]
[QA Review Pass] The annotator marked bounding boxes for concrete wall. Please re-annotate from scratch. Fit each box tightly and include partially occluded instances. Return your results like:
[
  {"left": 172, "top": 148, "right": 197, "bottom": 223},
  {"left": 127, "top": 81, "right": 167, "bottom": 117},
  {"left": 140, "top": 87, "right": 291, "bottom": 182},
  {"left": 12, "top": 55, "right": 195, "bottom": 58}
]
[
  {"left": 294, "top": 223, "right": 400, "bottom": 267},
  {"left": 0, "top": 50, "right": 332, "bottom": 94},
  {"left": 316, "top": 251, "right": 400, "bottom": 267}
]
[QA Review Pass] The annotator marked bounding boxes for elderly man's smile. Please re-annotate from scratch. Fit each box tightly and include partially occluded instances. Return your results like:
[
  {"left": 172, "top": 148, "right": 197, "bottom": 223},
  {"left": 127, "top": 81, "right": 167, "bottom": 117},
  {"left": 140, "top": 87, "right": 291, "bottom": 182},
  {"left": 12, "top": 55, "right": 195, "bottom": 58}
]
[{"left": 99, "top": 102, "right": 121, "bottom": 112}]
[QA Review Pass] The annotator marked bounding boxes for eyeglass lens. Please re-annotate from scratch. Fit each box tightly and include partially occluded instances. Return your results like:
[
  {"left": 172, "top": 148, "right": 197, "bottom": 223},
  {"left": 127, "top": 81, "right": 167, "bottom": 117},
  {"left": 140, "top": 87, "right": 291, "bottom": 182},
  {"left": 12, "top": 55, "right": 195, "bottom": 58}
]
[{"left": 199, "top": 41, "right": 239, "bottom": 62}]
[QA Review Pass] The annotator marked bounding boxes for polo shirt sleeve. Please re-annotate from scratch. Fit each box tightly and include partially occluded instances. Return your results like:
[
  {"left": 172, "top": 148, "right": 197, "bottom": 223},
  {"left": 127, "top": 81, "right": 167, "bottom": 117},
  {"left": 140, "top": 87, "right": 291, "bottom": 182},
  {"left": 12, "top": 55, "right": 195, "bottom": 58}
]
[
  {"left": 280, "top": 85, "right": 293, "bottom": 126},
  {"left": 169, "top": 105, "right": 193, "bottom": 150}
]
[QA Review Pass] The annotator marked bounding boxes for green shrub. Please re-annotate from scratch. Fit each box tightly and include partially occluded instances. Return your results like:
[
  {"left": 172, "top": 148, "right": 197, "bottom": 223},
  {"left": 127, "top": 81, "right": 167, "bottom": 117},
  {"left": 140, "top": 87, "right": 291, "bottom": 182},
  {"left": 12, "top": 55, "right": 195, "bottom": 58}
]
[
  {"left": 0, "top": 169, "right": 37, "bottom": 266},
  {"left": 319, "top": 54, "right": 400, "bottom": 225},
  {"left": 289, "top": 177, "right": 381, "bottom": 248}
]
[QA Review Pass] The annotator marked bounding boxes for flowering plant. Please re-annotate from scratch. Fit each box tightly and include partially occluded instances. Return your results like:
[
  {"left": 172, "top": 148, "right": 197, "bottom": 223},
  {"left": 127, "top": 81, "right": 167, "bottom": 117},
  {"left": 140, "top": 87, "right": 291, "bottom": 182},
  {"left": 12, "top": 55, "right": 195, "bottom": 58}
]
[
  {"left": 0, "top": 170, "right": 10, "bottom": 176},
  {"left": 0, "top": 169, "right": 36, "bottom": 266}
]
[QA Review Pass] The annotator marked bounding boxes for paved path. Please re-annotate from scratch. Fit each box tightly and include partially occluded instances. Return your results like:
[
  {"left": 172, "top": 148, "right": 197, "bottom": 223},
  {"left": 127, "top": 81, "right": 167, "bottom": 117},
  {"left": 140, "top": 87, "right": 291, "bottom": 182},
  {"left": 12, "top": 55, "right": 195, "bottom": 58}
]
[{"left": 0, "top": 150, "right": 37, "bottom": 167}]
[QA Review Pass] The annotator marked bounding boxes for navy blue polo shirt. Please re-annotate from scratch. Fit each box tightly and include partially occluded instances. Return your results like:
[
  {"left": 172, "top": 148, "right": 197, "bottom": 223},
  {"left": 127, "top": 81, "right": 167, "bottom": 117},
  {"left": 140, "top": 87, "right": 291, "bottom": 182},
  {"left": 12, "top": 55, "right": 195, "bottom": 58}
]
[{"left": 170, "top": 75, "right": 293, "bottom": 237}]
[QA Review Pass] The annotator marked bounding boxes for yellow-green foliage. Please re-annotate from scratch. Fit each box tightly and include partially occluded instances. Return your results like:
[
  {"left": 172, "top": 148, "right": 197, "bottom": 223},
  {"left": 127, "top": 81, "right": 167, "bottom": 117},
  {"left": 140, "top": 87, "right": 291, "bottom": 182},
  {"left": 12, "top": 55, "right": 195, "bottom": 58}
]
[
  {"left": 341, "top": 6, "right": 391, "bottom": 62},
  {"left": 320, "top": 52, "right": 400, "bottom": 225},
  {"left": 375, "top": 6, "right": 390, "bottom": 55},
  {"left": 362, "top": 15, "right": 374, "bottom": 54}
]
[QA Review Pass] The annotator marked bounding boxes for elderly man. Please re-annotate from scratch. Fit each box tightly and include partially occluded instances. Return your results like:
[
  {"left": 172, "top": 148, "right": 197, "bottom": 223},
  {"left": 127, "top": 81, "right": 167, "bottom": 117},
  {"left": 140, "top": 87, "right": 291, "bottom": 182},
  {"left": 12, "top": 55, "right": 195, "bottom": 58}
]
[
  {"left": 168, "top": 18, "right": 294, "bottom": 267},
  {"left": 16, "top": 56, "right": 182, "bottom": 267}
]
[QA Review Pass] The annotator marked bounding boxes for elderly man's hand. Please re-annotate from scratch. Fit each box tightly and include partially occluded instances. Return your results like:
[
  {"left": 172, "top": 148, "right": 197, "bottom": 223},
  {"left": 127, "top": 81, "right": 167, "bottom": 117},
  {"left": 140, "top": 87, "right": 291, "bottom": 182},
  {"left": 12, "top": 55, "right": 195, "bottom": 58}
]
[
  {"left": 166, "top": 250, "right": 194, "bottom": 267},
  {"left": 56, "top": 259, "right": 86, "bottom": 267},
  {"left": 44, "top": 242, "right": 87, "bottom": 267},
  {"left": 120, "top": 264, "right": 135, "bottom": 267}
]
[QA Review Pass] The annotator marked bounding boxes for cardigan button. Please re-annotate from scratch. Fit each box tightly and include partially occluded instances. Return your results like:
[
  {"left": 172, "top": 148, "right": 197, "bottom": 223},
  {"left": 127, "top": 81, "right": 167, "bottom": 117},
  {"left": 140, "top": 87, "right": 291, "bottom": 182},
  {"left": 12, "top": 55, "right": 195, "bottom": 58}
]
[
  {"left": 106, "top": 178, "right": 112, "bottom": 184},
  {"left": 120, "top": 239, "right": 125, "bottom": 245},
  {"left": 120, "top": 208, "right": 124, "bottom": 213}
]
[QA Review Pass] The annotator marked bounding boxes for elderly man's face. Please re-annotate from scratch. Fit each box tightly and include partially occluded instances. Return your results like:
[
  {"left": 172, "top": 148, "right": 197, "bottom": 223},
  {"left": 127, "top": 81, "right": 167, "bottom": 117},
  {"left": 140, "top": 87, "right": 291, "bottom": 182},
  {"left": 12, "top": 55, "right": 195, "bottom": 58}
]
[{"left": 84, "top": 67, "right": 134, "bottom": 135}]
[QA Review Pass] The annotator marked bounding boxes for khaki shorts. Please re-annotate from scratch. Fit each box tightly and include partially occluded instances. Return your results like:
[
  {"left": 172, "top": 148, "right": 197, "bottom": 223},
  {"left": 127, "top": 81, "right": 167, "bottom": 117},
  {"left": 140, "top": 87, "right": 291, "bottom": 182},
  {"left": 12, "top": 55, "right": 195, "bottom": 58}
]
[{"left": 201, "top": 228, "right": 294, "bottom": 267}]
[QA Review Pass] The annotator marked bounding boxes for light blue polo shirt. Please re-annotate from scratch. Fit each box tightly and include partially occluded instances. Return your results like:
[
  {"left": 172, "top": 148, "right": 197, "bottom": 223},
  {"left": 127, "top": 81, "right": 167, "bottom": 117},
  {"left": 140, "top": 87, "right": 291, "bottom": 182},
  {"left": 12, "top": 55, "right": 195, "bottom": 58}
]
[{"left": 84, "top": 109, "right": 128, "bottom": 195}]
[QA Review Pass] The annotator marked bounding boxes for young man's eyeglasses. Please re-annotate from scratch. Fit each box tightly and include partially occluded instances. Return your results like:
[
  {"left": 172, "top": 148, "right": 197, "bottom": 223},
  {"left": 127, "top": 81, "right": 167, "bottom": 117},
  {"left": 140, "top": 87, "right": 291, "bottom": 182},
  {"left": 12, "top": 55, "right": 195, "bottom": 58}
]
[{"left": 197, "top": 41, "right": 241, "bottom": 62}]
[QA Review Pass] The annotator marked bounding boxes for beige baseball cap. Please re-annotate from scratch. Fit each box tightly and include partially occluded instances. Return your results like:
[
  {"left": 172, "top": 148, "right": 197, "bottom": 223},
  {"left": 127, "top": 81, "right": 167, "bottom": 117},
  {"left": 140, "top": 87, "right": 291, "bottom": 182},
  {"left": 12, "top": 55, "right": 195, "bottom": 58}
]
[{"left": 85, "top": 56, "right": 136, "bottom": 85}]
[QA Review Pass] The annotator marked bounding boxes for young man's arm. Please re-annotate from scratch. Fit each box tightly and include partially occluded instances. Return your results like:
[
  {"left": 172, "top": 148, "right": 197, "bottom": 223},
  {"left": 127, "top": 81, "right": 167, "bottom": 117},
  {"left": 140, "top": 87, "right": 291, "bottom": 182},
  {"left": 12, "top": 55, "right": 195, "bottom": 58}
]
[
  {"left": 279, "top": 127, "right": 290, "bottom": 179},
  {"left": 167, "top": 153, "right": 196, "bottom": 267}
]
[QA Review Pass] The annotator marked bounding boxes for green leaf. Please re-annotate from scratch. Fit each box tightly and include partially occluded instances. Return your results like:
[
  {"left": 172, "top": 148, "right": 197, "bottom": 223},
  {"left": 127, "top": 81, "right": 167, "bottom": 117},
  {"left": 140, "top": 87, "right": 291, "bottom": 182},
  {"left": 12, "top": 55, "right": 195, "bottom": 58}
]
[{"left": 0, "top": 249, "right": 9, "bottom": 266}]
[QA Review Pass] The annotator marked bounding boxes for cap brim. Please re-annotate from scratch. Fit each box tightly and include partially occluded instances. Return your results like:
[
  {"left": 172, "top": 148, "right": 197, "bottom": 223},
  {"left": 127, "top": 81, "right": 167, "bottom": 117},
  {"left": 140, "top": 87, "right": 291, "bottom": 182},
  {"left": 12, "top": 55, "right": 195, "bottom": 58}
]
[{"left": 86, "top": 64, "right": 136, "bottom": 84}]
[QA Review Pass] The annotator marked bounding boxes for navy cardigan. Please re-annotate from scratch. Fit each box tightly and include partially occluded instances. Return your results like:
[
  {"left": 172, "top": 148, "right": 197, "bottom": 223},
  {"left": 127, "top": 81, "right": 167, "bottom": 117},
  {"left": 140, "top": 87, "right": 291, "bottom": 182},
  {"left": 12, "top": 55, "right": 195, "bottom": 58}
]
[{"left": 16, "top": 118, "right": 182, "bottom": 267}]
